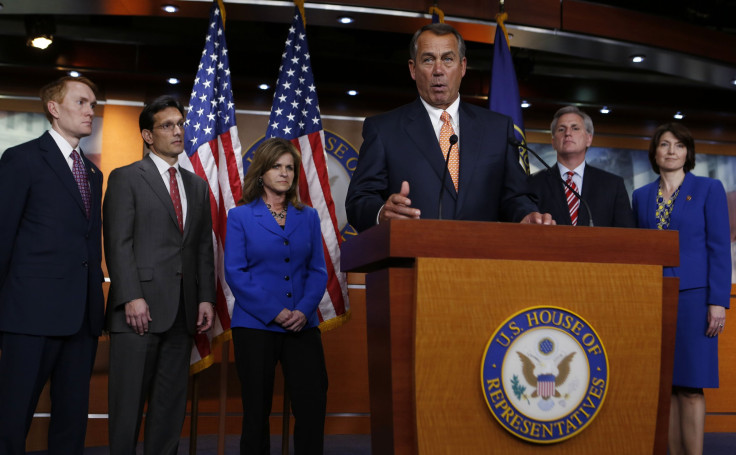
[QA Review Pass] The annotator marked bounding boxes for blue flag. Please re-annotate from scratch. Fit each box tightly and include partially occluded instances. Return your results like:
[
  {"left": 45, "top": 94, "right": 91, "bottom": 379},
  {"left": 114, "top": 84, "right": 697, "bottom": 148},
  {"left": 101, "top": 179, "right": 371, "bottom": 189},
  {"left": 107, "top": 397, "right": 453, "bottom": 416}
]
[{"left": 489, "top": 13, "right": 529, "bottom": 174}]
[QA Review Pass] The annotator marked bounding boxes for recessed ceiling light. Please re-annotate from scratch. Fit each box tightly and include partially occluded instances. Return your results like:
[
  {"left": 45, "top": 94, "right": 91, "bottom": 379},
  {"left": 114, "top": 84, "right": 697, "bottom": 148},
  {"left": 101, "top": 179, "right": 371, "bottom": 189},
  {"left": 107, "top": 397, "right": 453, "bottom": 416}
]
[
  {"left": 68, "top": 70, "right": 81, "bottom": 77},
  {"left": 347, "top": 90, "right": 358, "bottom": 96},
  {"left": 167, "top": 77, "right": 180, "bottom": 85},
  {"left": 520, "top": 100, "right": 530, "bottom": 108},
  {"left": 731, "top": 78, "right": 736, "bottom": 86},
  {"left": 674, "top": 111, "right": 684, "bottom": 120},
  {"left": 630, "top": 55, "right": 645, "bottom": 63},
  {"left": 258, "top": 83, "right": 270, "bottom": 91},
  {"left": 337, "top": 16, "right": 354, "bottom": 24},
  {"left": 600, "top": 106, "right": 610, "bottom": 114},
  {"left": 29, "top": 36, "right": 53, "bottom": 49},
  {"left": 162, "top": 4, "right": 179, "bottom": 13}
]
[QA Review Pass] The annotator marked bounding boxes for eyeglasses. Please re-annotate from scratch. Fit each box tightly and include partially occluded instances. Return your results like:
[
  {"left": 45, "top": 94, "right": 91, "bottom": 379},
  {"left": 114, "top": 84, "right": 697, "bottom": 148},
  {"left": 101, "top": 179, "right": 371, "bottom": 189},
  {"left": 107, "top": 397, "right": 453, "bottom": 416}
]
[{"left": 153, "top": 121, "right": 185, "bottom": 132}]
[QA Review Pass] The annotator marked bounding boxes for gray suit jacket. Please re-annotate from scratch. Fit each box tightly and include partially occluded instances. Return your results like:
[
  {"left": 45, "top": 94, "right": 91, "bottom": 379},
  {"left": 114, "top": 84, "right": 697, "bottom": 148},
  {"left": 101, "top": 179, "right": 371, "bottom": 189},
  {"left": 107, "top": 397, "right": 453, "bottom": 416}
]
[{"left": 103, "top": 154, "right": 216, "bottom": 334}]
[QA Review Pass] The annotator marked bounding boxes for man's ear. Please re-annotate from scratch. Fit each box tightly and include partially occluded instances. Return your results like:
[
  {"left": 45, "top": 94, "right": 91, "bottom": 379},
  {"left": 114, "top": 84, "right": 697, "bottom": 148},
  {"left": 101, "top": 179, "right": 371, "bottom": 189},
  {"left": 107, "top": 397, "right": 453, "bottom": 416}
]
[
  {"left": 47, "top": 101, "right": 60, "bottom": 120},
  {"left": 141, "top": 129, "right": 154, "bottom": 146}
]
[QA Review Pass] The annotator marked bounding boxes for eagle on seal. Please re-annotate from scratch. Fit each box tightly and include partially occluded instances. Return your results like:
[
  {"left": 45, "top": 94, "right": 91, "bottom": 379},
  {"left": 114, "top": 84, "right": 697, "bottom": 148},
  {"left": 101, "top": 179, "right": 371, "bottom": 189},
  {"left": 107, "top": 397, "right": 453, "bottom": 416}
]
[{"left": 517, "top": 351, "right": 576, "bottom": 400}]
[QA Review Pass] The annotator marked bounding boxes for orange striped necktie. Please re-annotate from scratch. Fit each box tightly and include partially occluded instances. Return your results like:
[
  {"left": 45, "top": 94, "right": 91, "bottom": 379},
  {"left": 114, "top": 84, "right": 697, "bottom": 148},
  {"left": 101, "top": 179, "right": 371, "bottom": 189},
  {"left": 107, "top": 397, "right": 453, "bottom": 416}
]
[{"left": 439, "top": 111, "right": 459, "bottom": 191}]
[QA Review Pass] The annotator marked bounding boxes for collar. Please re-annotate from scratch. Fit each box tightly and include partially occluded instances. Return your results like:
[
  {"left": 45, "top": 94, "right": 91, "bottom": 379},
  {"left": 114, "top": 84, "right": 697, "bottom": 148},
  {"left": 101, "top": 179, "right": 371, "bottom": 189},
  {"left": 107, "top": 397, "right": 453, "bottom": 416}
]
[
  {"left": 147, "top": 151, "right": 180, "bottom": 176},
  {"left": 48, "top": 128, "right": 76, "bottom": 160}
]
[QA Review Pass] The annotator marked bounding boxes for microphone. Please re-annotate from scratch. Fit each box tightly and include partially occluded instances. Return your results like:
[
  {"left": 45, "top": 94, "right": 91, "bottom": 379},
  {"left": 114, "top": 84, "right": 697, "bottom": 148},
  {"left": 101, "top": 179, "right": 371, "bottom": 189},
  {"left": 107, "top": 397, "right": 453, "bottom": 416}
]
[
  {"left": 510, "top": 138, "right": 595, "bottom": 227},
  {"left": 438, "top": 134, "right": 458, "bottom": 220}
]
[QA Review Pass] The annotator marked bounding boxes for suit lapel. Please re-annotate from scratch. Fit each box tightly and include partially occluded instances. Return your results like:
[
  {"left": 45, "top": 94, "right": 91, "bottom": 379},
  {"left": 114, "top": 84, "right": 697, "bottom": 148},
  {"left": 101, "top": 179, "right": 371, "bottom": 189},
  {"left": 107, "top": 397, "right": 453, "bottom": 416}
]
[
  {"left": 79, "top": 148, "right": 100, "bottom": 227},
  {"left": 139, "top": 155, "right": 181, "bottom": 233},
  {"left": 39, "top": 132, "right": 88, "bottom": 218},
  {"left": 254, "top": 199, "right": 289, "bottom": 238},
  {"left": 645, "top": 178, "right": 661, "bottom": 230},
  {"left": 180, "top": 169, "right": 199, "bottom": 239},
  {"left": 668, "top": 172, "right": 694, "bottom": 232},
  {"left": 403, "top": 99, "right": 457, "bottom": 200},
  {"left": 455, "top": 102, "right": 481, "bottom": 211}
]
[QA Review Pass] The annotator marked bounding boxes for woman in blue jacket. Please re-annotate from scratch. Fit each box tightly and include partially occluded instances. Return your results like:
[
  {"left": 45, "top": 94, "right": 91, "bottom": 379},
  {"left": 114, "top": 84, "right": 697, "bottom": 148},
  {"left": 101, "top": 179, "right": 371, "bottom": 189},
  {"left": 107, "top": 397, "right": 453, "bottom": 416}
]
[
  {"left": 225, "top": 138, "right": 328, "bottom": 454},
  {"left": 632, "top": 123, "right": 731, "bottom": 455}
]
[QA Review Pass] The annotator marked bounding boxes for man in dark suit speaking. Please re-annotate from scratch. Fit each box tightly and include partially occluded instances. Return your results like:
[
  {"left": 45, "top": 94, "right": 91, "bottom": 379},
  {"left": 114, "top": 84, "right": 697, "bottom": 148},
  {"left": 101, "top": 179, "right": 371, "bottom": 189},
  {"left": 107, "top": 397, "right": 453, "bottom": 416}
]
[
  {"left": 0, "top": 76, "right": 105, "bottom": 454},
  {"left": 103, "top": 96, "right": 216, "bottom": 454},
  {"left": 346, "top": 23, "right": 553, "bottom": 231},
  {"left": 528, "top": 106, "right": 635, "bottom": 227}
]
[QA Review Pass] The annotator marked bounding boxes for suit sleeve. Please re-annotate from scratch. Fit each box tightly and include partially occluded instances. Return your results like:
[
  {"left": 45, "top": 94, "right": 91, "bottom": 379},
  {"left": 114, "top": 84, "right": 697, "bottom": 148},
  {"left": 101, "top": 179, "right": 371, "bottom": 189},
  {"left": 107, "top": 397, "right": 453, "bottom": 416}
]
[
  {"left": 613, "top": 177, "right": 635, "bottom": 228},
  {"left": 295, "top": 209, "right": 328, "bottom": 317},
  {"left": 500, "top": 119, "right": 539, "bottom": 222},
  {"left": 704, "top": 179, "right": 732, "bottom": 308},
  {"left": 103, "top": 168, "right": 144, "bottom": 307},
  {"left": 196, "top": 181, "right": 216, "bottom": 304},
  {"left": 345, "top": 117, "right": 388, "bottom": 232},
  {"left": 224, "top": 209, "right": 285, "bottom": 325},
  {"left": 0, "top": 148, "right": 30, "bottom": 281}
]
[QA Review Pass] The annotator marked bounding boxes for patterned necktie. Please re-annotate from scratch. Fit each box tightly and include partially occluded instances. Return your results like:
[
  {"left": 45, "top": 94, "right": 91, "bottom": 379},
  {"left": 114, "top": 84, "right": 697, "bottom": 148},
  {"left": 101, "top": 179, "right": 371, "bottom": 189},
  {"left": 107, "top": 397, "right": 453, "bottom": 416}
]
[
  {"left": 565, "top": 171, "right": 580, "bottom": 226},
  {"left": 71, "top": 150, "right": 90, "bottom": 218},
  {"left": 168, "top": 167, "right": 184, "bottom": 233},
  {"left": 439, "top": 111, "right": 459, "bottom": 191}
]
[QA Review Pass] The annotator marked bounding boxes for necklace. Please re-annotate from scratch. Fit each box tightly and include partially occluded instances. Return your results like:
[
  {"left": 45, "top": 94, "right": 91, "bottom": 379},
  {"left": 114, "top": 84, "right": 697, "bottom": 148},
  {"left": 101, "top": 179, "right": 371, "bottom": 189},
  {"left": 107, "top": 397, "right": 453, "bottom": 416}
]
[{"left": 266, "top": 203, "right": 287, "bottom": 221}]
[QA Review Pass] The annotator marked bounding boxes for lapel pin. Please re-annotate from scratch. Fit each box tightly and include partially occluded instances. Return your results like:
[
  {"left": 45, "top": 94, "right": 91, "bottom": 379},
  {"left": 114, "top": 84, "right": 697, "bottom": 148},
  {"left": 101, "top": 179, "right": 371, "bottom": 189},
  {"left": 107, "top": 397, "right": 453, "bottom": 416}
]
[
  {"left": 90, "top": 168, "right": 96, "bottom": 173},
  {"left": 686, "top": 195, "right": 692, "bottom": 201}
]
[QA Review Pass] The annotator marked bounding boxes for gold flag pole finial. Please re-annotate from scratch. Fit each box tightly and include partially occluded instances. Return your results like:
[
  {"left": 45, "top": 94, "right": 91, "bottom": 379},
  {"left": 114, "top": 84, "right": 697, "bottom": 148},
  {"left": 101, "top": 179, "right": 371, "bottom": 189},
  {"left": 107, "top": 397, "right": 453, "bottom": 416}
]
[
  {"left": 295, "top": 0, "right": 306, "bottom": 25},
  {"left": 216, "top": 0, "right": 226, "bottom": 27}
]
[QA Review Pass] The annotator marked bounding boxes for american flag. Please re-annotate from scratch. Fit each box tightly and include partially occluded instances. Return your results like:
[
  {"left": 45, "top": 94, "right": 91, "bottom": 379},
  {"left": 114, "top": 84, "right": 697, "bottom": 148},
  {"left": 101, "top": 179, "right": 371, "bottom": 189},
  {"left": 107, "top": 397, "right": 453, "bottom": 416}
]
[
  {"left": 180, "top": 0, "right": 243, "bottom": 373},
  {"left": 264, "top": 1, "right": 349, "bottom": 329}
]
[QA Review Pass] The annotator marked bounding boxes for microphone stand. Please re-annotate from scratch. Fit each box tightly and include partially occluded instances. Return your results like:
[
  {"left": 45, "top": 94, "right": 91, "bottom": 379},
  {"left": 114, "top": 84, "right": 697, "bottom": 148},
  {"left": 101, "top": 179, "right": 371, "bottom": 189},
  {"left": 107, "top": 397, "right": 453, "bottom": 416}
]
[
  {"left": 437, "top": 134, "right": 458, "bottom": 220},
  {"left": 512, "top": 139, "right": 595, "bottom": 227}
]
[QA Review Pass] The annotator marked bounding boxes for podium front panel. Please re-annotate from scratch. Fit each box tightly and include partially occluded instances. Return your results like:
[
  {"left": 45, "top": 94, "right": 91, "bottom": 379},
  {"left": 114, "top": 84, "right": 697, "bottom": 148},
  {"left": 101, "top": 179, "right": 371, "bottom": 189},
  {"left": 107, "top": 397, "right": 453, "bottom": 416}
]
[{"left": 414, "top": 258, "right": 663, "bottom": 454}]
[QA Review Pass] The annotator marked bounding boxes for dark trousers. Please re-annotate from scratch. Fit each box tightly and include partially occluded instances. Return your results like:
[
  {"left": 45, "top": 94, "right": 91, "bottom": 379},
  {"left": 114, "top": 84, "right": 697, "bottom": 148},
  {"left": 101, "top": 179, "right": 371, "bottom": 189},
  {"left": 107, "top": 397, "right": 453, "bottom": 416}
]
[
  {"left": 108, "top": 305, "right": 192, "bottom": 455},
  {"left": 232, "top": 327, "right": 328, "bottom": 455},
  {"left": 0, "top": 318, "right": 97, "bottom": 455}
]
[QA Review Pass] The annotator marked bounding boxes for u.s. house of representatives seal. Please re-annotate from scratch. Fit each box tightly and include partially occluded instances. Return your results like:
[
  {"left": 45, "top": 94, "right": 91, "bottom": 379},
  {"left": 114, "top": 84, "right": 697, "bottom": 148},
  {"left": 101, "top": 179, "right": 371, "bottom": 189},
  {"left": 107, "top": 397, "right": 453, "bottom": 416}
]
[{"left": 481, "top": 306, "right": 609, "bottom": 444}]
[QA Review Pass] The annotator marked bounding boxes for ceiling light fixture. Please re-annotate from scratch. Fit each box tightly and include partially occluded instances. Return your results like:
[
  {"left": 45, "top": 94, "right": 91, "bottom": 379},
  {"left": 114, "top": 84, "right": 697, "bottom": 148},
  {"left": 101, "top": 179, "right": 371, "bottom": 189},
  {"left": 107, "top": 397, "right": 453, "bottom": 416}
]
[
  {"left": 600, "top": 106, "right": 610, "bottom": 114},
  {"left": 630, "top": 54, "right": 645, "bottom": 63},
  {"left": 68, "top": 70, "right": 81, "bottom": 78},
  {"left": 162, "top": 4, "right": 179, "bottom": 14},
  {"left": 26, "top": 15, "right": 55, "bottom": 50},
  {"left": 167, "top": 77, "right": 180, "bottom": 85},
  {"left": 258, "top": 83, "right": 270, "bottom": 91},
  {"left": 337, "top": 16, "right": 354, "bottom": 24},
  {"left": 347, "top": 90, "right": 358, "bottom": 96},
  {"left": 731, "top": 78, "right": 736, "bottom": 86},
  {"left": 674, "top": 111, "right": 684, "bottom": 120},
  {"left": 520, "top": 100, "right": 530, "bottom": 108}
]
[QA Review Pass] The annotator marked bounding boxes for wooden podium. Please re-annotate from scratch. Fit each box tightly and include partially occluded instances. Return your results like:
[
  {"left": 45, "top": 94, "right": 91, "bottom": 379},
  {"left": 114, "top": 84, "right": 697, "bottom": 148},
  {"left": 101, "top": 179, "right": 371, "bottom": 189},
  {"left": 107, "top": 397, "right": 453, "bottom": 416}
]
[{"left": 341, "top": 220, "right": 679, "bottom": 455}]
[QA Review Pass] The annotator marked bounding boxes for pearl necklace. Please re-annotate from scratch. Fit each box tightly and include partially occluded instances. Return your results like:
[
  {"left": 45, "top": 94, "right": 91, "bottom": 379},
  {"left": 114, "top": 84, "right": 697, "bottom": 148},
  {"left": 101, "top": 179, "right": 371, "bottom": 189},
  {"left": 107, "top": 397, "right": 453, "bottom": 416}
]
[{"left": 266, "top": 203, "right": 287, "bottom": 221}]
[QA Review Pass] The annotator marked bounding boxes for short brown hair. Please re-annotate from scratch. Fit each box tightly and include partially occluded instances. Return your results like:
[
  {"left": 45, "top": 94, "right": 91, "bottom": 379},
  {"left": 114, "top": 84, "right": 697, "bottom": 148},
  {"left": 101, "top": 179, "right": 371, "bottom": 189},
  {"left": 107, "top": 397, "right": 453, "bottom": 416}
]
[
  {"left": 39, "top": 76, "right": 99, "bottom": 123},
  {"left": 648, "top": 123, "right": 696, "bottom": 174},
  {"left": 241, "top": 138, "right": 303, "bottom": 209}
]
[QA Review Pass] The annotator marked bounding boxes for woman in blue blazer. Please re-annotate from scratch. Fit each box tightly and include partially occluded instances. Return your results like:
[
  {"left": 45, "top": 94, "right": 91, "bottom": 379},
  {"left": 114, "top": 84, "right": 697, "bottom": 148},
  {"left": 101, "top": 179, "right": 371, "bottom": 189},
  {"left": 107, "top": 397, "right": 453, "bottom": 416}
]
[
  {"left": 632, "top": 123, "right": 731, "bottom": 455},
  {"left": 225, "top": 138, "right": 328, "bottom": 454}
]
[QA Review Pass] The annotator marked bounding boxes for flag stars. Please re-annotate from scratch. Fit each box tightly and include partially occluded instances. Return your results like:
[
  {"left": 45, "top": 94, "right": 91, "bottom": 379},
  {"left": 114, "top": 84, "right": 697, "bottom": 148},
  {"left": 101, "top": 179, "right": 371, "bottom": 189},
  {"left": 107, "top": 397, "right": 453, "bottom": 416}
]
[
  {"left": 291, "top": 56, "right": 299, "bottom": 65},
  {"left": 287, "top": 113, "right": 295, "bottom": 122},
  {"left": 203, "top": 80, "right": 212, "bottom": 88},
  {"left": 287, "top": 69, "right": 295, "bottom": 77},
  {"left": 308, "top": 84, "right": 316, "bottom": 92},
  {"left": 207, "top": 112, "right": 216, "bottom": 121},
  {"left": 283, "top": 126, "right": 292, "bottom": 134},
  {"left": 271, "top": 121, "right": 279, "bottom": 129},
  {"left": 282, "top": 81, "right": 292, "bottom": 90},
  {"left": 204, "top": 126, "right": 212, "bottom": 135},
  {"left": 305, "top": 97, "right": 313, "bottom": 105},
  {"left": 274, "top": 108, "right": 283, "bottom": 116},
  {"left": 206, "top": 67, "right": 215, "bottom": 75},
  {"left": 199, "top": 94, "right": 207, "bottom": 102},
  {"left": 291, "top": 100, "right": 299, "bottom": 109},
  {"left": 218, "top": 95, "right": 225, "bottom": 103},
  {"left": 278, "top": 94, "right": 288, "bottom": 103}
]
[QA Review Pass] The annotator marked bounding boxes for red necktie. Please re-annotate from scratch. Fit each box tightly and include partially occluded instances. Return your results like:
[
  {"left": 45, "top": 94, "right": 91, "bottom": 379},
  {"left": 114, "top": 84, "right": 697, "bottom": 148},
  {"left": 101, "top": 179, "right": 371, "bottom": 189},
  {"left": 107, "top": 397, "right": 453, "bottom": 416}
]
[
  {"left": 71, "top": 150, "right": 90, "bottom": 218},
  {"left": 565, "top": 171, "right": 579, "bottom": 226},
  {"left": 168, "top": 167, "right": 183, "bottom": 233}
]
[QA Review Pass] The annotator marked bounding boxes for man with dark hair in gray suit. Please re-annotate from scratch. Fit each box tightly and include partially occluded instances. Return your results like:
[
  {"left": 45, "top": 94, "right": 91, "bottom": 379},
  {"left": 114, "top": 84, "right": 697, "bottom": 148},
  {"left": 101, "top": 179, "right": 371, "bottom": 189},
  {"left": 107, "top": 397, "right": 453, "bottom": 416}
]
[
  {"left": 103, "top": 95, "right": 216, "bottom": 455},
  {"left": 528, "top": 105, "right": 635, "bottom": 227}
]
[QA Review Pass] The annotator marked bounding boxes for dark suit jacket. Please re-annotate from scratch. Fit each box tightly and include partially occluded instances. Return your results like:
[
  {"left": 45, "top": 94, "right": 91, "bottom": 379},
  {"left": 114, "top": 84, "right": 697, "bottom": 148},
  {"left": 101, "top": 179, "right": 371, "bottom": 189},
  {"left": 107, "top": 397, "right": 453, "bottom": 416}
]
[
  {"left": 345, "top": 98, "right": 538, "bottom": 232},
  {"left": 528, "top": 163, "right": 635, "bottom": 228},
  {"left": 633, "top": 172, "right": 731, "bottom": 303},
  {"left": 103, "top": 154, "right": 216, "bottom": 334},
  {"left": 0, "top": 131, "right": 104, "bottom": 336}
]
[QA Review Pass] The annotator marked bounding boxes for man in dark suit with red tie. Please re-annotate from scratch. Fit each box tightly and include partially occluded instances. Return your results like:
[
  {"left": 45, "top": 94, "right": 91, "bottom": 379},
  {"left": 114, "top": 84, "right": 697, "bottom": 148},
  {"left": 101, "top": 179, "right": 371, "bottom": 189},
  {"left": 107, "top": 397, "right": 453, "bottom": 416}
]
[
  {"left": 0, "top": 76, "right": 105, "bottom": 454},
  {"left": 103, "top": 96, "right": 216, "bottom": 454},
  {"left": 528, "top": 106, "right": 635, "bottom": 227}
]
